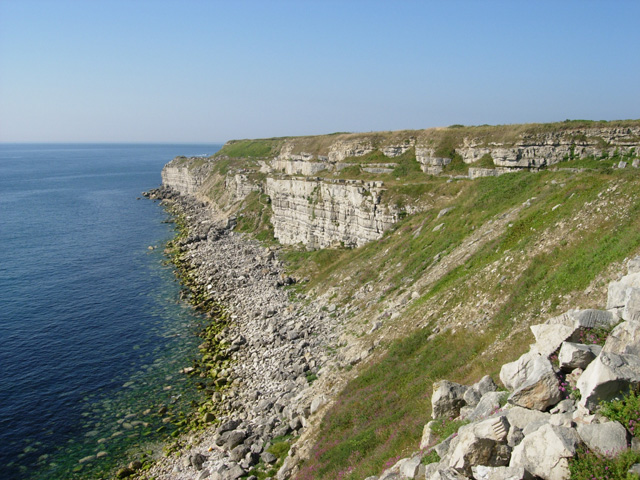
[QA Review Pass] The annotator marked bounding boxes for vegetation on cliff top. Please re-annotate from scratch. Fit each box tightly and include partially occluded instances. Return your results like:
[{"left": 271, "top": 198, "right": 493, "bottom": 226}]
[{"left": 214, "top": 119, "right": 640, "bottom": 159}]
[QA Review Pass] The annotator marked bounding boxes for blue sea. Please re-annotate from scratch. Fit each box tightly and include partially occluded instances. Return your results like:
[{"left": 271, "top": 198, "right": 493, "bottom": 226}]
[{"left": 0, "top": 144, "right": 221, "bottom": 479}]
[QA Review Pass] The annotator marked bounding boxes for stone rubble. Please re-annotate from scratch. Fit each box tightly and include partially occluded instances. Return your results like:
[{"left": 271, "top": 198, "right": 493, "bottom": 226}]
[
  {"left": 370, "top": 256, "right": 640, "bottom": 480},
  {"left": 141, "top": 187, "right": 351, "bottom": 480}
]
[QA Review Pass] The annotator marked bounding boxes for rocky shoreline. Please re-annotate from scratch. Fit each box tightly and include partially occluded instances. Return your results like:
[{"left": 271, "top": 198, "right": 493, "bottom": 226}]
[{"left": 137, "top": 186, "right": 346, "bottom": 480}]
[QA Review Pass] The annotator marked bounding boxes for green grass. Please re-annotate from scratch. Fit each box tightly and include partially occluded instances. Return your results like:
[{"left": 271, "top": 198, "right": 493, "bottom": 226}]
[
  {"left": 600, "top": 387, "right": 640, "bottom": 438},
  {"left": 430, "top": 417, "right": 470, "bottom": 441},
  {"left": 569, "top": 448, "right": 640, "bottom": 480},
  {"left": 217, "top": 138, "right": 283, "bottom": 158},
  {"left": 291, "top": 167, "right": 640, "bottom": 480},
  {"left": 474, "top": 153, "right": 495, "bottom": 169},
  {"left": 295, "top": 327, "right": 508, "bottom": 480},
  {"left": 234, "top": 191, "right": 275, "bottom": 242}
]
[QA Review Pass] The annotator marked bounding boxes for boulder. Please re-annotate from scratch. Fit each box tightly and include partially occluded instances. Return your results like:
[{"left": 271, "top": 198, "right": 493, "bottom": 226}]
[
  {"left": 471, "top": 465, "right": 532, "bottom": 480},
  {"left": 570, "top": 309, "right": 619, "bottom": 329},
  {"left": 500, "top": 352, "right": 542, "bottom": 392},
  {"left": 507, "top": 356, "right": 563, "bottom": 411},
  {"left": 217, "top": 419, "right": 241, "bottom": 435},
  {"left": 507, "top": 426, "right": 524, "bottom": 448},
  {"left": 310, "top": 394, "right": 328, "bottom": 414},
  {"left": 628, "top": 256, "right": 640, "bottom": 274},
  {"left": 505, "top": 406, "right": 550, "bottom": 431},
  {"left": 529, "top": 324, "right": 576, "bottom": 356},
  {"left": 603, "top": 321, "right": 640, "bottom": 356},
  {"left": 473, "top": 416, "right": 510, "bottom": 442},
  {"left": 189, "top": 453, "right": 207, "bottom": 471},
  {"left": 465, "top": 391, "right": 507, "bottom": 421},
  {"left": 222, "top": 464, "right": 246, "bottom": 480},
  {"left": 448, "top": 418, "right": 510, "bottom": 475},
  {"left": 435, "top": 433, "right": 457, "bottom": 458},
  {"left": 400, "top": 455, "right": 423, "bottom": 478},
  {"left": 432, "top": 380, "right": 468, "bottom": 419},
  {"left": 229, "top": 444, "right": 250, "bottom": 462},
  {"left": 577, "top": 421, "right": 628, "bottom": 456},
  {"left": 577, "top": 351, "right": 640, "bottom": 411},
  {"left": 463, "top": 376, "right": 498, "bottom": 407},
  {"left": 261, "top": 451, "right": 277, "bottom": 464},
  {"left": 220, "top": 430, "right": 247, "bottom": 450},
  {"left": 607, "top": 272, "right": 640, "bottom": 321},
  {"left": 509, "top": 424, "right": 582, "bottom": 480},
  {"left": 558, "top": 342, "right": 601, "bottom": 371},
  {"left": 546, "top": 309, "right": 618, "bottom": 329}
]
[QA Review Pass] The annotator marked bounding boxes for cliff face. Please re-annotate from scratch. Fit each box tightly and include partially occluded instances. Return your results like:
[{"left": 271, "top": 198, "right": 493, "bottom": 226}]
[
  {"left": 161, "top": 121, "right": 640, "bottom": 249},
  {"left": 160, "top": 158, "right": 210, "bottom": 196},
  {"left": 265, "top": 177, "right": 396, "bottom": 248}
]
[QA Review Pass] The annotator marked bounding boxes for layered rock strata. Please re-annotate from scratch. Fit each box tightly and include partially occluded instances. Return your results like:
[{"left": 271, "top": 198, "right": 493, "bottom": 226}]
[
  {"left": 265, "top": 177, "right": 398, "bottom": 248},
  {"left": 161, "top": 158, "right": 211, "bottom": 196}
]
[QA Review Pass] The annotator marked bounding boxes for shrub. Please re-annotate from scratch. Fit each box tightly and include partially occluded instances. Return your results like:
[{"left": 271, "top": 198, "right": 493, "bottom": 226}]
[
  {"left": 569, "top": 447, "right": 640, "bottom": 479},
  {"left": 600, "top": 387, "right": 640, "bottom": 437}
]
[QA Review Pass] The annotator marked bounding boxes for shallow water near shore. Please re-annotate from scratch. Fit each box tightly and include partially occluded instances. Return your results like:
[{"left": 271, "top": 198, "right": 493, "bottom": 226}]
[{"left": 0, "top": 143, "right": 221, "bottom": 479}]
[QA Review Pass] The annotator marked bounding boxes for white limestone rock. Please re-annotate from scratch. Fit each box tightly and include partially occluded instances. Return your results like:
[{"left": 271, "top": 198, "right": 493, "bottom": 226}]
[
  {"left": 265, "top": 177, "right": 398, "bottom": 249},
  {"left": 500, "top": 352, "right": 542, "bottom": 392},
  {"left": 432, "top": 380, "right": 468, "bottom": 419},
  {"left": 509, "top": 424, "right": 581, "bottom": 480},
  {"left": 577, "top": 421, "right": 628, "bottom": 456},
  {"left": 463, "top": 375, "right": 498, "bottom": 407},
  {"left": 545, "top": 308, "right": 618, "bottom": 329},
  {"left": 310, "top": 395, "right": 328, "bottom": 414},
  {"left": 507, "top": 356, "right": 563, "bottom": 411},
  {"left": 427, "top": 467, "right": 470, "bottom": 480},
  {"left": 472, "top": 465, "right": 532, "bottom": 480},
  {"left": 607, "top": 272, "right": 640, "bottom": 321},
  {"left": 400, "top": 455, "right": 423, "bottom": 478},
  {"left": 558, "top": 342, "right": 601, "bottom": 371},
  {"left": 603, "top": 321, "right": 640, "bottom": 356},
  {"left": 448, "top": 417, "right": 510, "bottom": 475},
  {"left": 505, "top": 406, "right": 550, "bottom": 431},
  {"left": 472, "top": 416, "right": 510, "bottom": 442},
  {"left": 577, "top": 351, "right": 640, "bottom": 411},
  {"left": 465, "top": 391, "right": 507, "bottom": 421},
  {"left": 529, "top": 324, "right": 577, "bottom": 356}
]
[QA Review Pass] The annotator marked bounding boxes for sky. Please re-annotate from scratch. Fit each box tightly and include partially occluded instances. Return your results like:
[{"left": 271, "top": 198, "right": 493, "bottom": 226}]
[{"left": 0, "top": 0, "right": 639, "bottom": 143}]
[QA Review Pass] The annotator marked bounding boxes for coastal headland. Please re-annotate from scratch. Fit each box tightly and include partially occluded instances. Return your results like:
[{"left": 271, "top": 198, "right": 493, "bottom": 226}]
[{"left": 139, "top": 120, "right": 640, "bottom": 480}]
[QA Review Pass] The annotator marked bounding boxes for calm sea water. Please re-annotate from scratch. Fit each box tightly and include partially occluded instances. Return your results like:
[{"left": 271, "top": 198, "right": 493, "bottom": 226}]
[{"left": 0, "top": 144, "right": 221, "bottom": 479}]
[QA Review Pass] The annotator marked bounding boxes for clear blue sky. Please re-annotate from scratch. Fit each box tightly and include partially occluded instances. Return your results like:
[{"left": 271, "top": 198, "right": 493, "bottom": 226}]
[{"left": 1, "top": 0, "right": 638, "bottom": 143}]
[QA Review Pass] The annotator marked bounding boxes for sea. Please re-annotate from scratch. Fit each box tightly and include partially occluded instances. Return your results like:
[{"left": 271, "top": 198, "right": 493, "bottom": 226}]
[{"left": 0, "top": 143, "right": 222, "bottom": 479}]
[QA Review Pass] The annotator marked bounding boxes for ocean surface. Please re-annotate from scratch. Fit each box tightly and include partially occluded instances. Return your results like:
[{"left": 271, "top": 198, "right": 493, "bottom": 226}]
[{"left": 0, "top": 143, "right": 221, "bottom": 479}]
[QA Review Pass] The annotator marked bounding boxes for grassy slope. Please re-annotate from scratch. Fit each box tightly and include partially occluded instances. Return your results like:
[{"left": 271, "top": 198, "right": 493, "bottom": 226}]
[
  {"left": 288, "top": 166, "right": 640, "bottom": 480},
  {"left": 188, "top": 121, "right": 640, "bottom": 480}
]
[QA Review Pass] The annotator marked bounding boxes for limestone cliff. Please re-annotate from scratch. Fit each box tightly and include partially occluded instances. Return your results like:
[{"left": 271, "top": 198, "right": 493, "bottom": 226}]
[
  {"left": 161, "top": 120, "right": 640, "bottom": 250},
  {"left": 265, "top": 177, "right": 396, "bottom": 248},
  {"left": 161, "top": 157, "right": 211, "bottom": 196}
]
